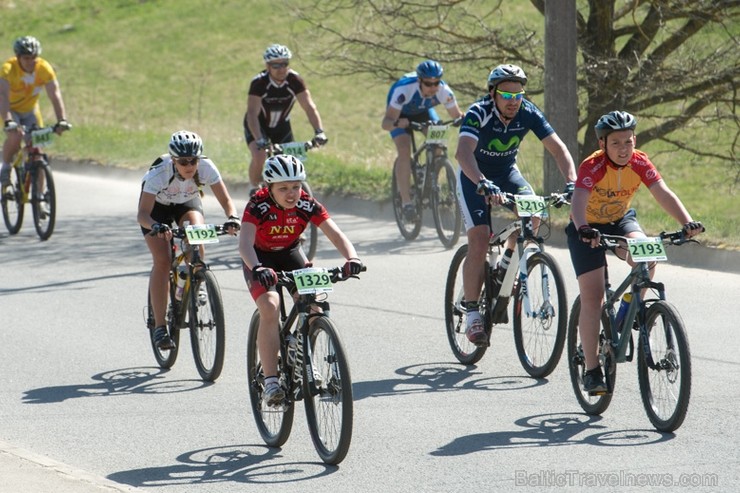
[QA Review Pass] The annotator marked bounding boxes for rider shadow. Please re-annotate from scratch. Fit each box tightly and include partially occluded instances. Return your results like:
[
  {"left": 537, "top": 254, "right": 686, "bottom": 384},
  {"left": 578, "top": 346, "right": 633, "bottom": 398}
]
[
  {"left": 22, "top": 367, "right": 209, "bottom": 404},
  {"left": 107, "top": 444, "right": 336, "bottom": 488},
  {"left": 430, "top": 413, "right": 675, "bottom": 456},
  {"left": 352, "top": 362, "right": 547, "bottom": 401}
]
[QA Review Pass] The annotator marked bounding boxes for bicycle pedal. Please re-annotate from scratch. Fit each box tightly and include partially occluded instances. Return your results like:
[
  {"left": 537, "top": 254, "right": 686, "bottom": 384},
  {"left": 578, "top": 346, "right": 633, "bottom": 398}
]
[{"left": 588, "top": 389, "right": 608, "bottom": 397}]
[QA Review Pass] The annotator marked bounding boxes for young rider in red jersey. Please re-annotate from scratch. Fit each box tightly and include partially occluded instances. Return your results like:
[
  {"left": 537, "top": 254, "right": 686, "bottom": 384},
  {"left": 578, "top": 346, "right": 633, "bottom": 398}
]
[{"left": 238, "top": 154, "right": 363, "bottom": 406}]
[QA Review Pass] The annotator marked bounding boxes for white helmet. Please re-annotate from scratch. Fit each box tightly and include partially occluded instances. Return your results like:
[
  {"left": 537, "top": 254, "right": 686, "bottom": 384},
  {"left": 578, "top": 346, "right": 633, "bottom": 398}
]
[
  {"left": 263, "top": 44, "right": 292, "bottom": 62},
  {"left": 263, "top": 155, "right": 306, "bottom": 183},
  {"left": 487, "top": 64, "right": 528, "bottom": 90},
  {"left": 168, "top": 130, "right": 203, "bottom": 157}
]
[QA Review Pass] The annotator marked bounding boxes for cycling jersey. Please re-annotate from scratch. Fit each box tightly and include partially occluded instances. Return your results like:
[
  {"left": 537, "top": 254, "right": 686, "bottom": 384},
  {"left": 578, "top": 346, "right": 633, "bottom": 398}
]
[
  {"left": 0, "top": 56, "right": 57, "bottom": 113},
  {"left": 141, "top": 155, "right": 222, "bottom": 205},
  {"left": 386, "top": 74, "right": 458, "bottom": 116},
  {"left": 459, "top": 95, "right": 554, "bottom": 174},
  {"left": 242, "top": 187, "right": 330, "bottom": 251},
  {"left": 576, "top": 149, "right": 662, "bottom": 224},
  {"left": 247, "top": 70, "right": 307, "bottom": 128}
]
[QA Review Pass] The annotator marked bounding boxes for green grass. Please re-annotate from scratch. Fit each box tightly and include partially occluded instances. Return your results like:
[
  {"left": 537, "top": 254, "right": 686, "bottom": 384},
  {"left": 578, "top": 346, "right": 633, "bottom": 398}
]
[{"left": 1, "top": 0, "right": 736, "bottom": 246}]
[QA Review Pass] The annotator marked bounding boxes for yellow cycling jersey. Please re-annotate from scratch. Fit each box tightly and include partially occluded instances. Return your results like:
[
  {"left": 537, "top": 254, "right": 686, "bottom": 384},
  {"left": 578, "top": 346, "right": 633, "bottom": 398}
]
[{"left": 0, "top": 56, "right": 57, "bottom": 113}]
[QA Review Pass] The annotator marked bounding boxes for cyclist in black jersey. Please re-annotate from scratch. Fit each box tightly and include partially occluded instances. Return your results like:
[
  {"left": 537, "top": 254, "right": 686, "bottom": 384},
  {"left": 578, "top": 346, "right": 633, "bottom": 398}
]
[{"left": 243, "top": 44, "right": 327, "bottom": 194}]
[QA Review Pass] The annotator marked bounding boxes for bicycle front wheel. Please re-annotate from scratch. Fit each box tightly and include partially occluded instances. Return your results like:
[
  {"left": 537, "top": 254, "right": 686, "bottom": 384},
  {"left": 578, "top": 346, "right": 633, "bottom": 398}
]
[
  {"left": 637, "top": 300, "right": 691, "bottom": 432},
  {"left": 567, "top": 296, "right": 614, "bottom": 414},
  {"left": 31, "top": 161, "right": 56, "bottom": 241},
  {"left": 300, "top": 181, "right": 318, "bottom": 261},
  {"left": 430, "top": 157, "right": 461, "bottom": 249},
  {"left": 246, "top": 311, "right": 294, "bottom": 447},
  {"left": 444, "top": 244, "right": 489, "bottom": 364},
  {"left": 513, "top": 251, "right": 567, "bottom": 378},
  {"left": 2, "top": 165, "right": 24, "bottom": 234},
  {"left": 303, "top": 316, "right": 353, "bottom": 465},
  {"left": 391, "top": 160, "right": 422, "bottom": 240},
  {"left": 189, "top": 269, "right": 226, "bottom": 382}
]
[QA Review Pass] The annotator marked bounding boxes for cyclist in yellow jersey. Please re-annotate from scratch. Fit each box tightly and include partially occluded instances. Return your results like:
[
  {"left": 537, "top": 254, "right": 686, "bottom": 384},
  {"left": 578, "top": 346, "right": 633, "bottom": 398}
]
[{"left": 0, "top": 36, "right": 70, "bottom": 187}]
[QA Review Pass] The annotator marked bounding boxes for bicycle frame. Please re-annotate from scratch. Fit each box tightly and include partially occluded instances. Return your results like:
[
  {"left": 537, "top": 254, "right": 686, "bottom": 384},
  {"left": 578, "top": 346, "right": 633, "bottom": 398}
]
[{"left": 408, "top": 121, "right": 453, "bottom": 204}]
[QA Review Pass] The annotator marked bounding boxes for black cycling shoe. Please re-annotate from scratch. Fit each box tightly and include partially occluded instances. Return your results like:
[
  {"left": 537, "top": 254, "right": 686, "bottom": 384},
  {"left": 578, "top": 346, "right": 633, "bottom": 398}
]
[
  {"left": 583, "top": 366, "right": 607, "bottom": 395},
  {"left": 153, "top": 326, "right": 176, "bottom": 351}
]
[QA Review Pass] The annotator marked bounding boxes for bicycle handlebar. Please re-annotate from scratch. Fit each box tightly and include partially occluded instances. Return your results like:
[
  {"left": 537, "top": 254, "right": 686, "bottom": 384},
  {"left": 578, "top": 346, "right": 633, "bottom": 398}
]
[
  {"left": 148, "top": 224, "right": 230, "bottom": 237},
  {"left": 482, "top": 191, "right": 570, "bottom": 209},
  {"left": 276, "top": 265, "right": 367, "bottom": 287},
  {"left": 408, "top": 117, "right": 463, "bottom": 132},
  {"left": 265, "top": 139, "right": 321, "bottom": 155},
  {"left": 599, "top": 228, "right": 705, "bottom": 252}
]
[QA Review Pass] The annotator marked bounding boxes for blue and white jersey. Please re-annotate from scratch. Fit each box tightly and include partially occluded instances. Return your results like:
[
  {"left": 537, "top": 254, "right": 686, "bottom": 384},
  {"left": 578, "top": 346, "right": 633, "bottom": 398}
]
[
  {"left": 459, "top": 95, "right": 554, "bottom": 175},
  {"left": 386, "top": 73, "right": 458, "bottom": 116}
]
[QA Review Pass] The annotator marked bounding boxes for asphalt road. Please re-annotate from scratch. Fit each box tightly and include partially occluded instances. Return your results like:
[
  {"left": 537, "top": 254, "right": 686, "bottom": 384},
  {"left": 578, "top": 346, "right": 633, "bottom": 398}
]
[{"left": 1, "top": 167, "right": 738, "bottom": 492}]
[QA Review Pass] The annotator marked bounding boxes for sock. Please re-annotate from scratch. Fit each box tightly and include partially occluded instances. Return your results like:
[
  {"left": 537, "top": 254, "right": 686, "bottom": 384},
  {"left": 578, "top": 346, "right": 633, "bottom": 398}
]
[
  {"left": 497, "top": 248, "right": 513, "bottom": 281},
  {"left": 264, "top": 376, "right": 279, "bottom": 387}
]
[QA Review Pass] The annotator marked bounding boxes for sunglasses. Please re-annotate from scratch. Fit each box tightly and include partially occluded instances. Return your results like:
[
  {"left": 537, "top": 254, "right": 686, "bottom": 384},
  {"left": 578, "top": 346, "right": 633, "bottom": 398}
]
[
  {"left": 268, "top": 62, "right": 289, "bottom": 69},
  {"left": 496, "top": 89, "right": 526, "bottom": 100},
  {"left": 421, "top": 80, "right": 441, "bottom": 87},
  {"left": 174, "top": 157, "right": 199, "bottom": 166}
]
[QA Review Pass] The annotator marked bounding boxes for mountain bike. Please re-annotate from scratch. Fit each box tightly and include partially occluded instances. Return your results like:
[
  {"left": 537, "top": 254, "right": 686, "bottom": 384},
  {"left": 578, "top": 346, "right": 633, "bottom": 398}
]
[
  {"left": 392, "top": 118, "right": 462, "bottom": 248},
  {"left": 144, "top": 224, "right": 229, "bottom": 381},
  {"left": 1, "top": 122, "right": 70, "bottom": 240},
  {"left": 247, "top": 265, "right": 364, "bottom": 465},
  {"left": 567, "top": 230, "right": 697, "bottom": 432},
  {"left": 444, "top": 192, "right": 569, "bottom": 377},
  {"left": 264, "top": 139, "right": 320, "bottom": 260}
]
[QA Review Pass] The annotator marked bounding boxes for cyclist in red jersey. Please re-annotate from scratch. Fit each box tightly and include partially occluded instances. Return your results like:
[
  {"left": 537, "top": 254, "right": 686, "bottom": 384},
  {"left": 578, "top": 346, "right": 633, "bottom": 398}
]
[
  {"left": 566, "top": 111, "right": 703, "bottom": 394},
  {"left": 239, "top": 154, "right": 362, "bottom": 406},
  {"left": 243, "top": 44, "right": 327, "bottom": 194}
]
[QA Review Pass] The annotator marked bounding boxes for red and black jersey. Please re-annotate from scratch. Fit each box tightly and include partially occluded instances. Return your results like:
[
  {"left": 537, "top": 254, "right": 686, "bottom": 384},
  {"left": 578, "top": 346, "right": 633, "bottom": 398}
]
[
  {"left": 248, "top": 70, "right": 307, "bottom": 128},
  {"left": 242, "top": 187, "right": 330, "bottom": 251}
]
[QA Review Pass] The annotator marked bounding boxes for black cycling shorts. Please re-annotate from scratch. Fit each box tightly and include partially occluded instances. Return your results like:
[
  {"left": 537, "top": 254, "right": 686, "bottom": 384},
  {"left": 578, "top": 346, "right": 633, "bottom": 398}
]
[
  {"left": 243, "top": 115, "right": 294, "bottom": 145},
  {"left": 140, "top": 197, "right": 203, "bottom": 235}
]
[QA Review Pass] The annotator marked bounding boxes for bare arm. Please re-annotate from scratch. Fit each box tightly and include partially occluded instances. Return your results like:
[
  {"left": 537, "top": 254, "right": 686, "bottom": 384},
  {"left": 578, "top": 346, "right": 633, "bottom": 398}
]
[
  {"left": 381, "top": 105, "right": 404, "bottom": 131},
  {"left": 0, "top": 79, "right": 11, "bottom": 121},
  {"left": 317, "top": 218, "right": 358, "bottom": 260},
  {"left": 455, "top": 135, "right": 485, "bottom": 184},
  {"left": 570, "top": 188, "right": 591, "bottom": 229},
  {"left": 209, "top": 180, "right": 238, "bottom": 219},
  {"left": 44, "top": 79, "right": 67, "bottom": 123},
  {"left": 245, "top": 94, "right": 264, "bottom": 141},
  {"left": 238, "top": 222, "right": 261, "bottom": 269},
  {"left": 541, "top": 133, "right": 577, "bottom": 183},
  {"left": 648, "top": 180, "right": 694, "bottom": 225},
  {"left": 446, "top": 103, "right": 464, "bottom": 120},
  {"left": 296, "top": 90, "right": 323, "bottom": 132},
  {"left": 137, "top": 191, "right": 158, "bottom": 230}
]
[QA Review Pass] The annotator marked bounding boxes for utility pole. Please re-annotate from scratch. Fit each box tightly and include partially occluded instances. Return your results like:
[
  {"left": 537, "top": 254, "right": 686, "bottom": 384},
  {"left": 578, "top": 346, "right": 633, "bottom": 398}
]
[{"left": 544, "top": 0, "right": 578, "bottom": 191}]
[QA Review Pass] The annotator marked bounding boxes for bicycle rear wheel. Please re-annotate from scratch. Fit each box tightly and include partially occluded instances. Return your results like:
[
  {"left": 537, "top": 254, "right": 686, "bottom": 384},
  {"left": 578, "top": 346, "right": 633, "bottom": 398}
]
[
  {"left": 147, "top": 277, "right": 180, "bottom": 368},
  {"left": 430, "top": 157, "right": 461, "bottom": 249},
  {"left": 31, "top": 161, "right": 55, "bottom": 241},
  {"left": 189, "top": 269, "right": 225, "bottom": 382},
  {"left": 2, "top": 165, "right": 24, "bottom": 234},
  {"left": 567, "top": 296, "right": 614, "bottom": 414},
  {"left": 300, "top": 181, "right": 318, "bottom": 261},
  {"left": 637, "top": 300, "right": 691, "bottom": 432},
  {"left": 246, "top": 311, "right": 294, "bottom": 447},
  {"left": 513, "top": 251, "right": 567, "bottom": 378},
  {"left": 391, "top": 160, "right": 422, "bottom": 240},
  {"left": 444, "top": 244, "right": 489, "bottom": 364},
  {"left": 303, "top": 316, "right": 353, "bottom": 465}
]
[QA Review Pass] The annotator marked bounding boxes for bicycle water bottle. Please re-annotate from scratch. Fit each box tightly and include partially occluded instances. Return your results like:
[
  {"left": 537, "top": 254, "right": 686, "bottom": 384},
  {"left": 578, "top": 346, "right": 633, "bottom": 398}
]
[
  {"left": 175, "top": 266, "right": 187, "bottom": 301},
  {"left": 615, "top": 293, "right": 632, "bottom": 332}
]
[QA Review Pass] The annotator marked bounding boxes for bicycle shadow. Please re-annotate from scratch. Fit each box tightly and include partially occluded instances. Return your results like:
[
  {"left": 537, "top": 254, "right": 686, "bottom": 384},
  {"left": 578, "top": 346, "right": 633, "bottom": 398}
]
[
  {"left": 352, "top": 362, "right": 547, "bottom": 401},
  {"left": 107, "top": 443, "right": 336, "bottom": 488},
  {"left": 22, "top": 367, "right": 209, "bottom": 404},
  {"left": 430, "top": 412, "right": 674, "bottom": 456}
]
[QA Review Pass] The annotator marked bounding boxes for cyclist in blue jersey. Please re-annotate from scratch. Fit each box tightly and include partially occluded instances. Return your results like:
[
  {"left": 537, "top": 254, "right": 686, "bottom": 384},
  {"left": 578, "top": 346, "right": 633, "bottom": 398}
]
[
  {"left": 381, "top": 60, "right": 463, "bottom": 221},
  {"left": 455, "top": 64, "right": 577, "bottom": 346}
]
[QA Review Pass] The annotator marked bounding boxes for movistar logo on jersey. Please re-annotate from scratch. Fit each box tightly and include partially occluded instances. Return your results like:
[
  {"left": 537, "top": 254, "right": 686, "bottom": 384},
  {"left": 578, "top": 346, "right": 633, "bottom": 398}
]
[
  {"left": 487, "top": 136, "right": 520, "bottom": 152},
  {"left": 465, "top": 118, "right": 479, "bottom": 128}
]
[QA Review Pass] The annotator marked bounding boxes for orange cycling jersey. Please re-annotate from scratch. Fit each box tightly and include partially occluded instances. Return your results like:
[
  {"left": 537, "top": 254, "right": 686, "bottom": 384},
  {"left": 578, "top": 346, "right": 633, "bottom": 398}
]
[
  {"left": 575, "top": 149, "right": 662, "bottom": 224},
  {"left": 0, "top": 56, "right": 57, "bottom": 114}
]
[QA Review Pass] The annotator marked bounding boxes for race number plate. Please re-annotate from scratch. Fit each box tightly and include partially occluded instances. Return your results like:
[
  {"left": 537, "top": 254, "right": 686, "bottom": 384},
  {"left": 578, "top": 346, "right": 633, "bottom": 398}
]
[
  {"left": 281, "top": 142, "right": 308, "bottom": 161},
  {"left": 514, "top": 195, "right": 548, "bottom": 218},
  {"left": 293, "top": 267, "right": 333, "bottom": 294},
  {"left": 627, "top": 237, "right": 667, "bottom": 262},
  {"left": 426, "top": 125, "right": 448, "bottom": 145},
  {"left": 31, "top": 128, "right": 54, "bottom": 147},
  {"left": 185, "top": 224, "right": 219, "bottom": 244}
]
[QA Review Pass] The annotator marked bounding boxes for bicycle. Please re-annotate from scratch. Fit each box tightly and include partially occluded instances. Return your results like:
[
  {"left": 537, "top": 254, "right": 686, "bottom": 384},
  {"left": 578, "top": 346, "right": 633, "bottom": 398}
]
[
  {"left": 246, "top": 265, "right": 364, "bottom": 465},
  {"left": 567, "top": 230, "right": 697, "bottom": 432},
  {"left": 444, "top": 192, "right": 569, "bottom": 377},
  {"left": 391, "top": 118, "right": 462, "bottom": 248},
  {"left": 264, "top": 139, "right": 321, "bottom": 260},
  {"left": 144, "top": 224, "right": 229, "bottom": 382},
  {"left": 1, "top": 122, "right": 70, "bottom": 240}
]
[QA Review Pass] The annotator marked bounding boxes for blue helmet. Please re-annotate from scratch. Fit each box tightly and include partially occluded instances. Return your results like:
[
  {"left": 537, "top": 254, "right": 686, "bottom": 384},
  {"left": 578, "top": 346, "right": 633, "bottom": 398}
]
[{"left": 416, "top": 60, "right": 443, "bottom": 79}]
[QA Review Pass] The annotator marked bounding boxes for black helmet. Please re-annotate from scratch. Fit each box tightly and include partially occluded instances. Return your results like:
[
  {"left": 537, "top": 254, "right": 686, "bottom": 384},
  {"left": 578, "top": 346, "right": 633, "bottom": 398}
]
[
  {"left": 594, "top": 111, "right": 637, "bottom": 139},
  {"left": 168, "top": 130, "right": 203, "bottom": 158},
  {"left": 487, "top": 64, "right": 527, "bottom": 90},
  {"left": 13, "top": 36, "right": 41, "bottom": 57}
]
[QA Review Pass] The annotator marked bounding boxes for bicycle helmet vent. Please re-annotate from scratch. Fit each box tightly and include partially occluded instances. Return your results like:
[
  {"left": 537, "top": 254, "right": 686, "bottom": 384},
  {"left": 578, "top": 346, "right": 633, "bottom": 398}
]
[
  {"left": 13, "top": 36, "right": 41, "bottom": 57},
  {"left": 168, "top": 130, "right": 203, "bottom": 158},
  {"left": 263, "top": 44, "right": 292, "bottom": 62},
  {"left": 263, "top": 154, "right": 306, "bottom": 183},
  {"left": 487, "top": 64, "right": 527, "bottom": 90},
  {"left": 594, "top": 111, "right": 637, "bottom": 139}
]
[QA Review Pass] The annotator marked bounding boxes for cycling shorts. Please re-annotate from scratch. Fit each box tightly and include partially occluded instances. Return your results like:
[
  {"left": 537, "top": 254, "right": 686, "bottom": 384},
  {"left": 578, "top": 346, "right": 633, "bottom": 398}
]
[
  {"left": 10, "top": 110, "right": 41, "bottom": 130},
  {"left": 566, "top": 209, "right": 643, "bottom": 277},
  {"left": 243, "top": 244, "right": 310, "bottom": 300},
  {"left": 389, "top": 108, "right": 440, "bottom": 139},
  {"left": 139, "top": 197, "right": 203, "bottom": 235},
  {"left": 456, "top": 166, "right": 534, "bottom": 231},
  {"left": 243, "top": 116, "right": 294, "bottom": 146}
]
